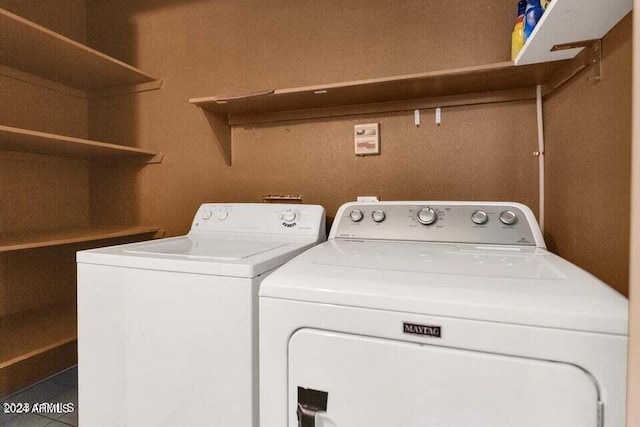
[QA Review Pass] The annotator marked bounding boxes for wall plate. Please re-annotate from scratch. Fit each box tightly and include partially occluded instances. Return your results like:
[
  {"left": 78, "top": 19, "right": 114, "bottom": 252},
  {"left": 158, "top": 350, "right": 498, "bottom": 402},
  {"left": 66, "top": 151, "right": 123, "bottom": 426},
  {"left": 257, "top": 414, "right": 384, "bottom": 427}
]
[{"left": 354, "top": 123, "right": 380, "bottom": 155}]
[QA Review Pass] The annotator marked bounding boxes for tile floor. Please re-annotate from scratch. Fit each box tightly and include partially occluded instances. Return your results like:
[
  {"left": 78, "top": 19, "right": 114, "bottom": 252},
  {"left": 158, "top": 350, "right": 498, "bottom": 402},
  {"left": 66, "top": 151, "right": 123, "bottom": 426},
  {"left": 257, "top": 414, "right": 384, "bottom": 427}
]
[{"left": 0, "top": 366, "right": 78, "bottom": 426}]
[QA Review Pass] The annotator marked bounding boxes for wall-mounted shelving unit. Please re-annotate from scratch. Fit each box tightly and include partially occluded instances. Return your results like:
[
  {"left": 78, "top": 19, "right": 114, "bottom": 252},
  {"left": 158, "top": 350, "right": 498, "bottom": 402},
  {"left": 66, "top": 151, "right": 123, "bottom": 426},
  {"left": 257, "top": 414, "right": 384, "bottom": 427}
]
[
  {"left": 190, "top": 60, "right": 566, "bottom": 165},
  {"left": 0, "top": 125, "right": 163, "bottom": 163},
  {"left": 0, "top": 226, "right": 161, "bottom": 253},
  {"left": 0, "top": 7, "right": 163, "bottom": 163},
  {"left": 0, "top": 6, "right": 165, "bottom": 395},
  {"left": 0, "top": 8, "right": 159, "bottom": 91},
  {"left": 514, "top": 0, "right": 632, "bottom": 65}
]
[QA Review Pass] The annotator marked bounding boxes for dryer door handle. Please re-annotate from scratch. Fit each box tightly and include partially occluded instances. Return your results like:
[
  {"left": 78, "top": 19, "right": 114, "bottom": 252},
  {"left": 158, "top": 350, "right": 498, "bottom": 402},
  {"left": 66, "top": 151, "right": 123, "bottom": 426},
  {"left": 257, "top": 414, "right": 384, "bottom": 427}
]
[
  {"left": 297, "top": 387, "right": 328, "bottom": 427},
  {"left": 297, "top": 404, "right": 319, "bottom": 427}
]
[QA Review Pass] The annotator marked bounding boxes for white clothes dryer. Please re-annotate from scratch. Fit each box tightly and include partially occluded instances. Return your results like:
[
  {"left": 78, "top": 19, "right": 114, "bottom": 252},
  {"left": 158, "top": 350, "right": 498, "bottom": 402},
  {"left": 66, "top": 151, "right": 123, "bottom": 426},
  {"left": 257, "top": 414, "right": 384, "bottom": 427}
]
[
  {"left": 259, "top": 201, "right": 628, "bottom": 427},
  {"left": 77, "top": 203, "right": 325, "bottom": 427}
]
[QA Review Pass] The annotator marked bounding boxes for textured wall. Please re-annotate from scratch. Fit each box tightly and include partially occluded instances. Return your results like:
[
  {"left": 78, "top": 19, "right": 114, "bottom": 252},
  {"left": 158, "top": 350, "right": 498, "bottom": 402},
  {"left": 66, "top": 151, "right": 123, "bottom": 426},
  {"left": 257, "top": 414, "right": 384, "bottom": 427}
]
[
  {"left": 2, "top": 0, "right": 87, "bottom": 43},
  {"left": 543, "top": 14, "right": 632, "bottom": 295},
  {"left": 86, "top": 0, "right": 538, "bottom": 234}
]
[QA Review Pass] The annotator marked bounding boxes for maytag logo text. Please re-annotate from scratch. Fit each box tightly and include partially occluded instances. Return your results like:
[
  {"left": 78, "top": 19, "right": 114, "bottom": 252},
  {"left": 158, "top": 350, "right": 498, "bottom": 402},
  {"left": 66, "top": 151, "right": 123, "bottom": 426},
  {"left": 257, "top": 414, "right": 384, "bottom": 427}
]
[{"left": 403, "top": 322, "right": 442, "bottom": 338}]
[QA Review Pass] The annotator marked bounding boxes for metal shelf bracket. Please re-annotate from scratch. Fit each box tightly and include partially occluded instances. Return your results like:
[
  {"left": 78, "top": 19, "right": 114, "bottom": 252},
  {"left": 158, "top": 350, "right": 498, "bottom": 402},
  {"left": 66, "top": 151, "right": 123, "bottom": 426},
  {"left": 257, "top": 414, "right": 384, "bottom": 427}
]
[{"left": 551, "top": 38, "right": 602, "bottom": 83}]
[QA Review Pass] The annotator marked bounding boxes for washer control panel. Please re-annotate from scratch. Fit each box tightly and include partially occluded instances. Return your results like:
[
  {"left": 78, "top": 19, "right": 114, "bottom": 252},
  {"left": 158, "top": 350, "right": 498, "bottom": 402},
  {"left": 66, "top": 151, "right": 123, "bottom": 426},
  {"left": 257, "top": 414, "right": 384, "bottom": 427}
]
[
  {"left": 332, "top": 202, "right": 542, "bottom": 247},
  {"left": 191, "top": 203, "right": 326, "bottom": 237}
]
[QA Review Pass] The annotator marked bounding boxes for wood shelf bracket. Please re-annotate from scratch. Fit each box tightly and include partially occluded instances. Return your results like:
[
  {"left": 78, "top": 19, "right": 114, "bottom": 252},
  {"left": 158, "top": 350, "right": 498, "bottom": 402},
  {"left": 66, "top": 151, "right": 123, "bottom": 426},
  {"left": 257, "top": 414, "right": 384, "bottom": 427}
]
[{"left": 201, "top": 109, "right": 232, "bottom": 166}]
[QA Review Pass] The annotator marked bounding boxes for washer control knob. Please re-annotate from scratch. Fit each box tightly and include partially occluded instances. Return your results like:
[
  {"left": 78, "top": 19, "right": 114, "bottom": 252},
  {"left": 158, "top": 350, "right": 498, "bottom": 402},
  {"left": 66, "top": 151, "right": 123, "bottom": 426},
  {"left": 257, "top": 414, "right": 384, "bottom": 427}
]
[
  {"left": 216, "top": 210, "right": 229, "bottom": 221},
  {"left": 201, "top": 210, "right": 213, "bottom": 220},
  {"left": 499, "top": 210, "right": 518, "bottom": 225},
  {"left": 349, "top": 209, "right": 364, "bottom": 222},
  {"left": 416, "top": 207, "right": 437, "bottom": 225},
  {"left": 471, "top": 210, "right": 488, "bottom": 225},
  {"left": 282, "top": 210, "right": 297, "bottom": 223},
  {"left": 371, "top": 209, "right": 386, "bottom": 223}
]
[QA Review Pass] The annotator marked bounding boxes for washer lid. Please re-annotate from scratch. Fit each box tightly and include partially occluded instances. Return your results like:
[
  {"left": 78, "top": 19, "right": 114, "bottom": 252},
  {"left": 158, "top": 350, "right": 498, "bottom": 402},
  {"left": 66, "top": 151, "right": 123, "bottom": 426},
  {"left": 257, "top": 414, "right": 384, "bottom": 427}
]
[
  {"left": 259, "top": 240, "right": 629, "bottom": 335},
  {"left": 123, "top": 237, "right": 289, "bottom": 260},
  {"left": 77, "top": 233, "right": 319, "bottom": 278}
]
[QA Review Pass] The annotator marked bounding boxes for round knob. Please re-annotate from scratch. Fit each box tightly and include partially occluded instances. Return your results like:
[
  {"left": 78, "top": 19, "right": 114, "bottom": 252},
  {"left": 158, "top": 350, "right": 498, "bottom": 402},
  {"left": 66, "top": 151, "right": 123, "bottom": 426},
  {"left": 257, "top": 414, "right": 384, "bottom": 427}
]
[
  {"left": 499, "top": 210, "right": 518, "bottom": 225},
  {"left": 416, "top": 207, "right": 437, "bottom": 225},
  {"left": 371, "top": 209, "right": 386, "bottom": 223},
  {"left": 282, "top": 210, "right": 297, "bottom": 223},
  {"left": 349, "top": 209, "right": 364, "bottom": 222},
  {"left": 471, "top": 210, "right": 488, "bottom": 225},
  {"left": 201, "top": 210, "right": 213, "bottom": 220},
  {"left": 216, "top": 211, "right": 228, "bottom": 221}
]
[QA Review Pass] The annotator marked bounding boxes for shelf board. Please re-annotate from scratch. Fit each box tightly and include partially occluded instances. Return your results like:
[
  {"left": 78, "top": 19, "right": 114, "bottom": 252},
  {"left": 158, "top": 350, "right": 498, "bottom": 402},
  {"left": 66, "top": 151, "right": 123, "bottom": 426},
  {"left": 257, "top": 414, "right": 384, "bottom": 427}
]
[
  {"left": 0, "top": 8, "right": 157, "bottom": 90},
  {"left": 190, "top": 61, "right": 564, "bottom": 118},
  {"left": 0, "top": 125, "right": 163, "bottom": 163},
  {"left": 515, "top": 0, "right": 632, "bottom": 65},
  {"left": 0, "top": 226, "right": 161, "bottom": 253},
  {"left": 0, "top": 302, "right": 76, "bottom": 369}
]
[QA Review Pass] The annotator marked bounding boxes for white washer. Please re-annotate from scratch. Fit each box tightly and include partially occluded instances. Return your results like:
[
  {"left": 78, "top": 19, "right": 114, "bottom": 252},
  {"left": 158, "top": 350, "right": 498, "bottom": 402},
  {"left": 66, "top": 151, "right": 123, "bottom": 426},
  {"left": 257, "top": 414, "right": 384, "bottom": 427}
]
[
  {"left": 259, "top": 201, "right": 628, "bottom": 427},
  {"left": 77, "top": 203, "right": 325, "bottom": 427}
]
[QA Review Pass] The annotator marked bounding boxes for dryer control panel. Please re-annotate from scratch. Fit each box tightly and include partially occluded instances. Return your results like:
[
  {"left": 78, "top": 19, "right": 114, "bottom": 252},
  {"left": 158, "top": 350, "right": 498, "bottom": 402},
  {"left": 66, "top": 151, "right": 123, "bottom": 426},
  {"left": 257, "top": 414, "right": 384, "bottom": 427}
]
[
  {"left": 330, "top": 201, "right": 544, "bottom": 247},
  {"left": 191, "top": 203, "right": 326, "bottom": 239}
]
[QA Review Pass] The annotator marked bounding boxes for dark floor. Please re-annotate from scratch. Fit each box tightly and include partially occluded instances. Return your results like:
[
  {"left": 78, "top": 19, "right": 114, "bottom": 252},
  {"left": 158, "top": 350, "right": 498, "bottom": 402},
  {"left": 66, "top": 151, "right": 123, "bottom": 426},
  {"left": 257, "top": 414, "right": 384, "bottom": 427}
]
[{"left": 0, "top": 366, "right": 78, "bottom": 426}]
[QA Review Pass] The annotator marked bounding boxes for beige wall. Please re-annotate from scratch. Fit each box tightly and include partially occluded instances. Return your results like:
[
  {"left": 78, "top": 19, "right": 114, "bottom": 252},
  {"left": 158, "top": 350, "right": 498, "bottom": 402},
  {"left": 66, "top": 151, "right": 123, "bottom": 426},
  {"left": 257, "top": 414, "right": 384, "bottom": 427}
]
[
  {"left": 1, "top": 0, "right": 87, "bottom": 43},
  {"left": 85, "top": 0, "right": 539, "bottom": 237},
  {"left": 543, "top": 15, "right": 633, "bottom": 296},
  {"left": 627, "top": 1, "right": 640, "bottom": 424}
]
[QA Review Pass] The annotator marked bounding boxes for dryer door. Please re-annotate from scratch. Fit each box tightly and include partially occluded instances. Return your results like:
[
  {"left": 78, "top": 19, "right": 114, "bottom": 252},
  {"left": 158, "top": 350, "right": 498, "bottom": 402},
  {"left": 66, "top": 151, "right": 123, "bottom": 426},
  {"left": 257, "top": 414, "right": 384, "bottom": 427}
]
[{"left": 288, "top": 329, "right": 600, "bottom": 427}]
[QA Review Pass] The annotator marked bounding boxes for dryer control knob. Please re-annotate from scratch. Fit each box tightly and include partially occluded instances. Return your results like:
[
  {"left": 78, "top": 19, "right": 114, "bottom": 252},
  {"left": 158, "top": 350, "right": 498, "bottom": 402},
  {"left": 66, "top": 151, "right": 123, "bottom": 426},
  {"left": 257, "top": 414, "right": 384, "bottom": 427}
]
[
  {"left": 216, "top": 211, "right": 229, "bottom": 221},
  {"left": 471, "top": 210, "right": 488, "bottom": 225},
  {"left": 349, "top": 209, "right": 364, "bottom": 222},
  {"left": 417, "top": 207, "right": 437, "bottom": 225},
  {"left": 371, "top": 209, "right": 386, "bottom": 223},
  {"left": 201, "top": 210, "right": 213, "bottom": 220},
  {"left": 499, "top": 210, "right": 518, "bottom": 225},
  {"left": 282, "top": 210, "right": 297, "bottom": 223}
]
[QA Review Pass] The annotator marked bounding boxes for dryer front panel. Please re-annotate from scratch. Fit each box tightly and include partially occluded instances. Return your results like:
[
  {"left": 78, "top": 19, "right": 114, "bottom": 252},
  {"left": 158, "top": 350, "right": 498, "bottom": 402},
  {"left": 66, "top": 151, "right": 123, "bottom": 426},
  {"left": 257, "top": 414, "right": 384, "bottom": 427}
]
[{"left": 288, "top": 329, "right": 599, "bottom": 427}]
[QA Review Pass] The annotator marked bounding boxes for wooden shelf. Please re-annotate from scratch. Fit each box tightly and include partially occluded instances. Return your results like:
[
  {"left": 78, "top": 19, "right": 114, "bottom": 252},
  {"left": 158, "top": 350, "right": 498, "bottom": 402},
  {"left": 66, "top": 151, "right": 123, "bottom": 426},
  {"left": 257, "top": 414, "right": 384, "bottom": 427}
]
[
  {"left": 0, "top": 125, "right": 163, "bottom": 163},
  {"left": 0, "top": 302, "right": 76, "bottom": 370},
  {"left": 190, "top": 61, "right": 565, "bottom": 118},
  {"left": 0, "top": 8, "right": 158, "bottom": 90},
  {"left": 0, "top": 226, "right": 161, "bottom": 253},
  {"left": 190, "top": 61, "right": 566, "bottom": 165},
  {"left": 515, "top": 0, "right": 632, "bottom": 65}
]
